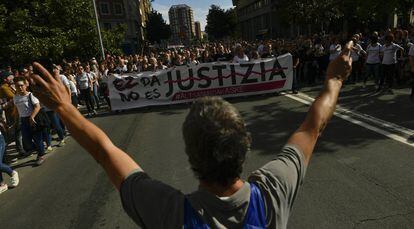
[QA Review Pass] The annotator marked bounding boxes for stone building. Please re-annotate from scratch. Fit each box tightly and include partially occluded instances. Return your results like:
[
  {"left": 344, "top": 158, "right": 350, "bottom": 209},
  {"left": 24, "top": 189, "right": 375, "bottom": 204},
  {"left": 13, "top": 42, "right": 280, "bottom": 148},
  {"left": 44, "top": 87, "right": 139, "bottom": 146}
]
[{"left": 96, "top": 0, "right": 151, "bottom": 54}]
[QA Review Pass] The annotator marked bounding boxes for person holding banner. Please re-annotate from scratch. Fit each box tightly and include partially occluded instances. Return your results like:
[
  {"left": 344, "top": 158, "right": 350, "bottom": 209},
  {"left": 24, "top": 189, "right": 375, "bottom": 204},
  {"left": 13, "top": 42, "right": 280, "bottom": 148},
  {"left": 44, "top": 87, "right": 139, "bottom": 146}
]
[
  {"left": 28, "top": 40, "right": 354, "bottom": 228},
  {"left": 232, "top": 44, "right": 249, "bottom": 63}
]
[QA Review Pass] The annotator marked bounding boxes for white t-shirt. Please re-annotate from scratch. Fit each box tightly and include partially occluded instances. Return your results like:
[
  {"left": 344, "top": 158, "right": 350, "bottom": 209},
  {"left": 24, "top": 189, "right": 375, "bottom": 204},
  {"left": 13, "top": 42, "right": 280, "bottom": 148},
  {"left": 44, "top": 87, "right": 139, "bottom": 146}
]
[
  {"left": 351, "top": 43, "right": 363, "bottom": 62},
  {"left": 60, "top": 74, "right": 70, "bottom": 88},
  {"left": 13, "top": 93, "right": 39, "bottom": 118},
  {"left": 77, "top": 72, "right": 92, "bottom": 90},
  {"left": 381, "top": 43, "right": 403, "bottom": 65},
  {"left": 69, "top": 80, "right": 77, "bottom": 95},
  {"left": 329, "top": 44, "right": 341, "bottom": 61},
  {"left": 233, "top": 55, "right": 249, "bottom": 63},
  {"left": 366, "top": 43, "right": 382, "bottom": 64}
]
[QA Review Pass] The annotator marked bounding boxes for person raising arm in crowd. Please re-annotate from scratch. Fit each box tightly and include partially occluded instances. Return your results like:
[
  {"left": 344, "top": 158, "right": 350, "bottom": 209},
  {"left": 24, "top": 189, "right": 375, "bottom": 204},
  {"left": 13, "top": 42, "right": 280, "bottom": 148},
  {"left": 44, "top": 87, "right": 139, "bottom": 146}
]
[{"left": 28, "top": 41, "right": 353, "bottom": 228}]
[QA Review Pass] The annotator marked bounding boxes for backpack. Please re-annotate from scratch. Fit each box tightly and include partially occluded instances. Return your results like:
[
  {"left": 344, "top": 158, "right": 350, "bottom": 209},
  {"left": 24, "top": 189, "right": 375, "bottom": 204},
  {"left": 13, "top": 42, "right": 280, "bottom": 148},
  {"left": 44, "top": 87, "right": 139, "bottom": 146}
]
[
  {"left": 184, "top": 182, "right": 267, "bottom": 228},
  {"left": 28, "top": 93, "right": 50, "bottom": 132}
]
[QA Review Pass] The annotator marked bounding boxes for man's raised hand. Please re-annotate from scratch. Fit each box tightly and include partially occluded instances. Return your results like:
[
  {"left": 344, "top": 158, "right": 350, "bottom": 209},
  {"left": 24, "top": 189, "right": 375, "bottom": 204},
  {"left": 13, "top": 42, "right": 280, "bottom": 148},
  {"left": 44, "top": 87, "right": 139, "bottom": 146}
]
[
  {"left": 326, "top": 41, "right": 354, "bottom": 82},
  {"left": 30, "top": 62, "right": 72, "bottom": 110}
]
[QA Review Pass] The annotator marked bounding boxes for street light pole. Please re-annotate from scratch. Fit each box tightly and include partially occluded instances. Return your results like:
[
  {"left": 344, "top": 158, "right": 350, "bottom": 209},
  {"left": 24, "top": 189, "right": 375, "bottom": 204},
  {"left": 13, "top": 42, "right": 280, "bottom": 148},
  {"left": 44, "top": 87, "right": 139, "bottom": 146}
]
[{"left": 92, "top": 0, "right": 105, "bottom": 61}]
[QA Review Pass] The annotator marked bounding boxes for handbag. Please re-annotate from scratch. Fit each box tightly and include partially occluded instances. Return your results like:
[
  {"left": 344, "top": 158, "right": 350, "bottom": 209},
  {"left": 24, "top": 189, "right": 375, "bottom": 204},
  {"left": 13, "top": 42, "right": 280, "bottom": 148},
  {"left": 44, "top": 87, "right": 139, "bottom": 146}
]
[{"left": 28, "top": 93, "right": 50, "bottom": 132}]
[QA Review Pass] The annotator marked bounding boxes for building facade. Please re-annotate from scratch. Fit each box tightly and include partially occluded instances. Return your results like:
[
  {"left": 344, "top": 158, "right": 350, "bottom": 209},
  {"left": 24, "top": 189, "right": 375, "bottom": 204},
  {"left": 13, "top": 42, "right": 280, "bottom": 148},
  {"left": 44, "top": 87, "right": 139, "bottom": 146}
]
[
  {"left": 169, "top": 4, "right": 195, "bottom": 45},
  {"left": 233, "top": 0, "right": 286, "bottom": 41},
  {"left": 389, "top": 9, "right": 414, "bottom": 28},
  {"left": 194, "top": 21, "right": 203, "bottom": 40},
  {"left": 96, "top": 0, "right": 151, "bottom": 54},
  {"left": 234, "top": 0, "right": 414, "bottom": 41}
]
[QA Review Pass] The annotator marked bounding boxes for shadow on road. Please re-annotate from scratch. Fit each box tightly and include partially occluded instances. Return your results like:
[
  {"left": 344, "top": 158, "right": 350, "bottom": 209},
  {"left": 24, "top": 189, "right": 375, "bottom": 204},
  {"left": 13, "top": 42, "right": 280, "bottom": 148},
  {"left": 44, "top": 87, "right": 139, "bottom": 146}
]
[
  {"left": 238, "top": 92, "right": 390, "bottom": 157},
  {"left": 302, "top": 82, "right": 414, "bottom": 130}
]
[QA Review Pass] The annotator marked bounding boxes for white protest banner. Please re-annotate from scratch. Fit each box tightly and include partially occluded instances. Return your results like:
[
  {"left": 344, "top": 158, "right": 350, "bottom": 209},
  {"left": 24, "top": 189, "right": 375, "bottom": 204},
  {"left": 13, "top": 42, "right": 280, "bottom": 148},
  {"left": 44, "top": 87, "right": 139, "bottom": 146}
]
[{"left": 108, "top": 53, "right": 293, "bottom": 110}]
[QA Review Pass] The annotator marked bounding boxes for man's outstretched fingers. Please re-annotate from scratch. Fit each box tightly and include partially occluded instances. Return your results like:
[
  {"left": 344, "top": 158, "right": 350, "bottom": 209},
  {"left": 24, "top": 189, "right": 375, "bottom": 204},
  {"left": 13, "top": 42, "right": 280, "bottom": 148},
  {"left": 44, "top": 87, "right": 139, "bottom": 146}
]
[
  {"left": 53, "top": 68, "right": 62, "bottom": 84},
  {"left": 31, "top": 74, "right": 50, "bottom": 90},
  {"left": 33, "top": 62, "right": 56, "bottom": 83},
  {"left": 341, "top": 41, "right": 354, "bottom": 57}
]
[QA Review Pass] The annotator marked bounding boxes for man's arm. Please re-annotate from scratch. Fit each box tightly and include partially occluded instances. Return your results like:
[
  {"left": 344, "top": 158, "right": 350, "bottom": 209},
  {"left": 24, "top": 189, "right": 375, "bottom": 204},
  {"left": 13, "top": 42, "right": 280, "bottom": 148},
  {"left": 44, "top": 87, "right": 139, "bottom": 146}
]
[
  {"left": 30, "top": 63, "right": 141, "bottom": 190},
  {"left": 288, "top": 42, "right": 353, "bottom": 165},
  {"left": 30, "top": 102, "right": 41, "bottom": 125},
  {"left": 293, "top": 56, "right": 300, "bottom": 68}
]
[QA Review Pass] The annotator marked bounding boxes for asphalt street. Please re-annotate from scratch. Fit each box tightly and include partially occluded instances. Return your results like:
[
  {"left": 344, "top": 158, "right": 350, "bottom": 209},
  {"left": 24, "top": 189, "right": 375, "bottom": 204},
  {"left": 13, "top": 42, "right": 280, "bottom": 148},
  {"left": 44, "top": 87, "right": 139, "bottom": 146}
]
[{"left": 0, "top": 82, "right": 413, "bottom": 229}]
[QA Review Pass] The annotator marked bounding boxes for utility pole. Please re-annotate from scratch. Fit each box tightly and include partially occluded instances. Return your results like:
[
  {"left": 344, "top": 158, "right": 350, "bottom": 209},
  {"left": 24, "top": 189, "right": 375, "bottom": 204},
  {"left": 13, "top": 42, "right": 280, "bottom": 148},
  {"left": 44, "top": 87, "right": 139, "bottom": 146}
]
[{"left": 92, "top": 0, "right": 105, "bottom": 61}]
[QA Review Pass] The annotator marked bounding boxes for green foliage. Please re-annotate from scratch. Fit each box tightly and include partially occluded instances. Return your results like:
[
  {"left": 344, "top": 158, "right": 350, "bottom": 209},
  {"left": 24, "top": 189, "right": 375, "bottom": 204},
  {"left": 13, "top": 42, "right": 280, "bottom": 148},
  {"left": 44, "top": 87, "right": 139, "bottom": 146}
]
[
  {"left": 146, "top": 10, "right": 171, "bottom": 44},
  {"left": 0, "top": 0, "right": 126, "bottom": 66},
  {"left": 205, "top": 5, "right": 238, "bottom": 41},
  {"left": 102, "top": 24, "right": 127, "bottom": 57}
]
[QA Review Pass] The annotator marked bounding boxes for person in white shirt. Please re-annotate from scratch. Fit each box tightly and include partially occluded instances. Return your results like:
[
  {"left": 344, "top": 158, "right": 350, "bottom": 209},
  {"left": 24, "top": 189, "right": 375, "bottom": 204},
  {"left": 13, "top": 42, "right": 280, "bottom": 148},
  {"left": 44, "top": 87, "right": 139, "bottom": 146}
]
[
  {"left": 329, "top": 36, "right": 341, "bottom": 61},
  {"left": 379, "top": 33, "right": 404, "bottom": 91},
  {"left": 76, "top": 65, "right": 96, "bottom": 116},
  {"left": 13, "top": 77, "right": 47, "bottom": 165},
  {"left": 364, "top": 35, "right": 382, "bottom": 88},
  {"left": 349, "top": 34, "right": 366, "bottom": 84},
  {"left": 233, "top": 44, "right": 249, "bottom": 63},
  {"left": 409, "top": 44, "right": 414, "bottom": 99},
  {"left": 64, "top": 67, "right": 78, "bottom": 107},
  {"left": 86, "top": 65, "right": 100, "bottom": 110}
]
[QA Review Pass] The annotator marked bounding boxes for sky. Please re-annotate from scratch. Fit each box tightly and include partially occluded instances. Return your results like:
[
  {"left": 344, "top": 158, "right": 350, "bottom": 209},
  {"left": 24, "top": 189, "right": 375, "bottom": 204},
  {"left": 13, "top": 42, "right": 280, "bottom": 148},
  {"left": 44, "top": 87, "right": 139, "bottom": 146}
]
[{"left": 152, "top": 0, "right": 234, "bottom": 31}]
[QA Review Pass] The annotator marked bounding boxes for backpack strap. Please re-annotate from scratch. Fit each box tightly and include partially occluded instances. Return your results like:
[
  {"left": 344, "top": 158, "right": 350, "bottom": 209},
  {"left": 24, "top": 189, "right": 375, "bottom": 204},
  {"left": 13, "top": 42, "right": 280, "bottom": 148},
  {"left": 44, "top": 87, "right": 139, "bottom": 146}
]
[
  {"left": 183, "top": 183, "right": 267, "bottom": 228},
  {"left": 184, "top": 198, "right": 210, "bottom": 229},
  {"left": 243, "top": 182, "right": 267, "bottom": 228},
  {"left": 27, "top": 92, "right": 36, "bottom": 109}
]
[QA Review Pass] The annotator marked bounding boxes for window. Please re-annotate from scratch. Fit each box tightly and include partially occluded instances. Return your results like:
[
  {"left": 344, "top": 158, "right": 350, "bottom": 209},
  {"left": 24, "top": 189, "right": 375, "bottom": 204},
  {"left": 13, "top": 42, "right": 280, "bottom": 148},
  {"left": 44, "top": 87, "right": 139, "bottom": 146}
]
[
  {"left": 100, "top": 2, "right": 110, "bottom": 15},
  {"left": 114, "top": 3, "right": 123, "bottom": 15},
  {"left": 103, "top": 23, "right": 112, "bottom": 30}
]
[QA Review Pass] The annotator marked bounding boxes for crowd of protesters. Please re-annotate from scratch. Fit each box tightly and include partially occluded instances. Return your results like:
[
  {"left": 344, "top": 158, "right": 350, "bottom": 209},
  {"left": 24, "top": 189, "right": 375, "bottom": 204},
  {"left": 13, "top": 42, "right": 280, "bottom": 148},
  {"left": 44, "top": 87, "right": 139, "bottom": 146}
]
[{"left": 0, "top": 27, "right": 413, "bottom": 194}]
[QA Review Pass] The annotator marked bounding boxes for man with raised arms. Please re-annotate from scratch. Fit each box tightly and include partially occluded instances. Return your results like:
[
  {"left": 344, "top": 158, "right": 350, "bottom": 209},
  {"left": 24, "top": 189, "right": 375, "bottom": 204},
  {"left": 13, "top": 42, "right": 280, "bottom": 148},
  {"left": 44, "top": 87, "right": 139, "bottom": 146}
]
[{"left": 29, "top": 41, "right": 354, "bottom": 228}]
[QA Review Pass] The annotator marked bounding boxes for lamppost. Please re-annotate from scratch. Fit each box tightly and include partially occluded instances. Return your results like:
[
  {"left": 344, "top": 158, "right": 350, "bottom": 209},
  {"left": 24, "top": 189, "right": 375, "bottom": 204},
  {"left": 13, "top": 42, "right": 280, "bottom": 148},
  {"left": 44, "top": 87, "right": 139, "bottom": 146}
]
[{"left": 92, "top": 0, "right": 105, "bottom": 60}]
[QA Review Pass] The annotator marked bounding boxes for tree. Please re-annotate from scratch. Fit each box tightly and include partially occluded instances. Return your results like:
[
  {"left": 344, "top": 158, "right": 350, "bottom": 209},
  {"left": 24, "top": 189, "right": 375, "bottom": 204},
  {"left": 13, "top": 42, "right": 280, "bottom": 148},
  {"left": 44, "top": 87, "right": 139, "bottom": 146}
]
[
  {"left": 102, "top": 24, "right": 127, "bottom": 57},
  {"left": 146, "top": 10, "right": 171, "bottom": 44},
  {"left": 205, "top": 5, "right": 238, "bottom": 41},
  {"left": 0, "top": 0, "right": 126, "bottom": 66}
]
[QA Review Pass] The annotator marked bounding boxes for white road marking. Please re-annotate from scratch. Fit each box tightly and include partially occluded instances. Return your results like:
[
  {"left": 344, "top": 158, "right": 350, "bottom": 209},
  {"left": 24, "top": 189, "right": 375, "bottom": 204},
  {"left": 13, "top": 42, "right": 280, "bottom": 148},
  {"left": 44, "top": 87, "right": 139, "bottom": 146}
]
[
  {"left": 283, "top": 92, "right": 414, "bottom": 148},
  {"left": 296, "top": 92, "right": 414, "bottom": 137}
]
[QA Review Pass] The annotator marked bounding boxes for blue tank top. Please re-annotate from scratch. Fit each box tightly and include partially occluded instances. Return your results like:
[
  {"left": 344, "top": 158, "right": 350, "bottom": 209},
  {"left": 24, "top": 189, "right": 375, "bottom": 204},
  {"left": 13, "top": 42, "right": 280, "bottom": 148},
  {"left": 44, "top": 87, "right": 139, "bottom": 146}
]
[{"left": 184, "top": 182, "right": 267, "bottom": 228}]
